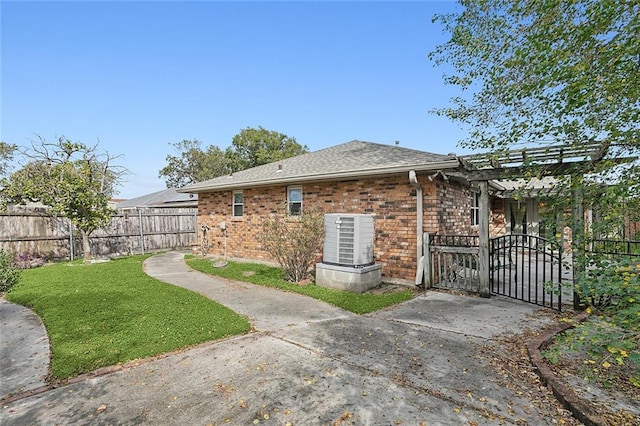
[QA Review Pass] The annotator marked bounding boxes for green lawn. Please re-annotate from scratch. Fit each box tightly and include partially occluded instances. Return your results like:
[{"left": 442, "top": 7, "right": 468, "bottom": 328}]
[
  {"left": 185, "top": 256, "right": 414, "bottom": 314},
  {"left": 7, "top": 255, "right": 250, "bottom": 379}
]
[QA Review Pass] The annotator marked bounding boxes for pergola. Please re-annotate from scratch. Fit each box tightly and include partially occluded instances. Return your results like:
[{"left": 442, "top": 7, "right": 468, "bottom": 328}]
[{"left": 445, "top": 141, "right": 621, "bottom": 298}]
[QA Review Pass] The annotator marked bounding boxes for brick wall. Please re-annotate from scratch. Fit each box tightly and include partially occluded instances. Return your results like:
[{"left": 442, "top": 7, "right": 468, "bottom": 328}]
[
  {"left": 490, "top": 197, "right": 506, "bottom": 237},
  {"left": 434, "top": 179, "right": 473, "bottom": 235},
  {"left": 197, "top": 173, "right": 474, "bottom": 284}
]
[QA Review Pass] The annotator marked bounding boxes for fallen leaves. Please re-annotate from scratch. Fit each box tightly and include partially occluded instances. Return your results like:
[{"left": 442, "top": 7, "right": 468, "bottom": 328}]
[
  {"left": 303, "top": 375, "right": 318, "bottom": 385},
  {"left": 332, "top": 411, "right": 354, "bottom": 425},
  {"left": 250, "top": 405, "right": 293, "bottom": 424},
  {"left": 476, "top": 327, "right": 582, "bottom": 425},
  {"left": 214, "top": 382, "right": 236, "bottom": 399}
]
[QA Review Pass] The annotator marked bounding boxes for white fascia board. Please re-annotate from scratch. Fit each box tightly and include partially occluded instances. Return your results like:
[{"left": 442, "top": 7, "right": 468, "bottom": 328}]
[{"left": 178, "top": 160, "right": 460, "bottom": 193}]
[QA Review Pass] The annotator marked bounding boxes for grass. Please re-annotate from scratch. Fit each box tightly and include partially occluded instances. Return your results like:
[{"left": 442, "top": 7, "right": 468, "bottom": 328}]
[
  {"left": 7, "top": 255, "right": 251, "bottom": 379},
  {"left": 185, "top": 256, "right": 414, "bottom": 314}
]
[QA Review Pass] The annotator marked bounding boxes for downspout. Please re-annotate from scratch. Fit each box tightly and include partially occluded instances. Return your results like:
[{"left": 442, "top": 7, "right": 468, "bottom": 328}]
[{"left": 409, "top": 170, "right": 424, "bottom": 285}]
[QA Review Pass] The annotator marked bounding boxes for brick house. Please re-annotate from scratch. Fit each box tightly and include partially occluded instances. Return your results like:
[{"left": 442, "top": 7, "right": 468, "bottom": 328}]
[{"left": 181, "top": 140, "right": 485, "bottom": 285}]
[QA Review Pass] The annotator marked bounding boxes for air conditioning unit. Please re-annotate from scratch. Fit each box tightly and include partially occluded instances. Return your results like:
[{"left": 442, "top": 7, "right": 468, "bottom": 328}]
[{"left": 323, "top": 214, "right": 375, "bottom": 267}]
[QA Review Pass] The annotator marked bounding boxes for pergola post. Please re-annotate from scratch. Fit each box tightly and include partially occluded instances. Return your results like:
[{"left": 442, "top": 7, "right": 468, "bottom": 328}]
[
  {"left": 571, "top": 177, "right": 585, "bottom": 310},
  {"left": 478, "top": 180, "right": 491, "bottom": 298}
]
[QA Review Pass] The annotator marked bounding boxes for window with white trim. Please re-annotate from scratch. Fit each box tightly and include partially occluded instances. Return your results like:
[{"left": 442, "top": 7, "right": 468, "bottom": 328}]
[
  {"left": 471, "top": 191, "right": 480, "bottom": 226},
  {"left": 232, "top": 190, "right": 243, "bottom": 217},
  {"left": 287, "top": 186, "right": 302, "bottom": 215}
]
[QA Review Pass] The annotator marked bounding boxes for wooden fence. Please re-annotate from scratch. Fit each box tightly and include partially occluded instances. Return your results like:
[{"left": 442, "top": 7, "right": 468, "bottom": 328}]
[{"left": 0, "top": 207, "right": 198, "bottom": 260}]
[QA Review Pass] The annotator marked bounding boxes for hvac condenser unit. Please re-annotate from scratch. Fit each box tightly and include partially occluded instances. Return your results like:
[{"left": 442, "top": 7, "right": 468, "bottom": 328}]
[{"left": 323, "top": 214, "right": 375, "bottom": 267}]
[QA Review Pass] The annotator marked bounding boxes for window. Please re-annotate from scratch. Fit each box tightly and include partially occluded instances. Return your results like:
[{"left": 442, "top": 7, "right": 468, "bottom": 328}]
[
  {"left": 232, "top": 190, "right": 243, "bottom": 217},
  {"left": 471, "top": 191, "right": 479, "bottom": 226},
  {"left": 287, "top": 186, "right": 302, "bottom": 215}
]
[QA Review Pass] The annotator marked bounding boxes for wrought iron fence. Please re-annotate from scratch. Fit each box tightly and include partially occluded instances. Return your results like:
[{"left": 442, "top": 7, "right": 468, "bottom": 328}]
[{"left": 591, "top": 239, "right": 640, "bottom": 257}]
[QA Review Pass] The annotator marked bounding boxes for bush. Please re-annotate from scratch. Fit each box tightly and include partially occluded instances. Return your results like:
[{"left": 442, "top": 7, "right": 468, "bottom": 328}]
[
  {"left": 568, "top": 254, "right": 640, "bottom": 387},
  {"left": 12, "top": 251, "right": 47, "bottom": 269},
  {"left": 0, "top": 250, "right": 20, "bottom": 293},
  {"left": 259, "top": 206, "right": 324, "bottom": 283},
  {"left": 577, "top": 255, "right": 639, "bottom": 331}
]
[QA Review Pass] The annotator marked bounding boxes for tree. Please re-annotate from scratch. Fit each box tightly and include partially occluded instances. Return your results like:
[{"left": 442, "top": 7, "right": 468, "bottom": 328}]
[
  {"left": 431, "top": 0, "right": 638, "bottom": 153},
  {"left": 1, "top": 137, "right": 126, "bottom": 261},
  {"left": 431, "top": 0, "right": 639, "bottom": 384},
  {"left": 159, "top": 140, "right": 230, "bottom": 188},
  {"left": 158, "top": 128, "right": 308, "bottom": 187},
  {"left": 0, "top": 141, "right": 17, "bottom": 179},
  {"left": 226, "top": 126, "right": 309, "bottom": 171}
]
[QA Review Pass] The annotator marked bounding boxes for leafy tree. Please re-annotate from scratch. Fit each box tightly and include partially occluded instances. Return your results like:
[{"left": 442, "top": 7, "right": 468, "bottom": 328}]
[
  {"left": 0, "top": 141, "right": 17, "bottom": 178},
  {"left": 1, "top": 137, "right": 125, "bottom": 261},
  {"left": 159, "top": 140, "right": 230, "bottom": 188},
  {"left": 226, "top": 126, "right": 309, "bottom": 171},
  {"left": 430, "top": 0, "right": 639, "bottom": 154},
  {"left": 431, "top": 0, "right": 639, "bottom": 383},
  {"left": 159, "top": 128, "right": 308, "bottom": 187}
]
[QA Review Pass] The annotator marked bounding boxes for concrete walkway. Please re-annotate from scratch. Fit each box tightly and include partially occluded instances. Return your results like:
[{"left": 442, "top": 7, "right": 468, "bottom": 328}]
[
  {"left": 1, "top": 252, "right": 570, "bottom": 425},
  {"left": 142, "top": 251, "right": 354, "bottom": 331},
  {"left": 0, "top": 299, "right": 50, "bottom": 399}
]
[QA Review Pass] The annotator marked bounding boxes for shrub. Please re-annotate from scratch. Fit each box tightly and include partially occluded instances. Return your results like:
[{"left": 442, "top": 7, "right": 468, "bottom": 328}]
[
  {"left": 577, "top": 255, "right": 639, "bottom": 331},
  {"left": 12, "top": 251, "right": 47, "bottom": 269},
  {"left": 0, "top": 250, "right": 20, "bottom": 293},
  {"left": 569, "top": 254, "right": 640, "bottom": 387},
  {"left": 259, "top": 206, "right": 324, "bottom": 283}
]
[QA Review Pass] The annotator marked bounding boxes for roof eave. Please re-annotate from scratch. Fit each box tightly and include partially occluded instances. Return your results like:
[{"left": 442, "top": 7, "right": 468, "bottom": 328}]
[{"left": 178, "top": 160, "right": 460, "bottom": 193}]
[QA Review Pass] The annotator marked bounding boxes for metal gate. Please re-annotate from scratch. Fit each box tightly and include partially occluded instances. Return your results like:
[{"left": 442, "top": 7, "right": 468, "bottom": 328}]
[
  {"left": 426, "top": 233, "right": 570, "bottom": 311},
  {"left": 490, "top": 234, "right": 569, "bottom": 311}
]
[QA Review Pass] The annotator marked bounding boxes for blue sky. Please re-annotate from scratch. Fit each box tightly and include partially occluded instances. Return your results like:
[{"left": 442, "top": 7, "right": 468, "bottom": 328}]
[{"left": 1, "top": 0, "right": 471, "bottom": 199}]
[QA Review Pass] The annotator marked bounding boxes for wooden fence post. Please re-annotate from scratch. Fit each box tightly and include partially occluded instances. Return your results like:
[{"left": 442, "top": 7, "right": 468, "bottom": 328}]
[{"left": 138, "top": 208, "right": 145, "bottom": 255}]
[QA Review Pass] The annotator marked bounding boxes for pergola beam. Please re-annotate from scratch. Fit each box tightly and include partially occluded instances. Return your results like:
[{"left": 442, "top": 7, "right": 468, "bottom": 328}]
[
  {"left": 460, "top": 141, "right": 606, "bottom": 169},
  {"left": 450, "top": 157, "right": 632, "bottom": 182}
]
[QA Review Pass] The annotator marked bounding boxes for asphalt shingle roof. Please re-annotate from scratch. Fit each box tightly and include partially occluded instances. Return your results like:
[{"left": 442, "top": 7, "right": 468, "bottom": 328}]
[
  {"left": 117, "top": 188, "right": 197, "bottom": 209},
  {"left": 180, "top": 140, "right": 459, "bottom": 193}
]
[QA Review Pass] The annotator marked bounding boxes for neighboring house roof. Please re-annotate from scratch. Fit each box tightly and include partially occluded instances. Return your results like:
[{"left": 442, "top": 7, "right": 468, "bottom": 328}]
[
  {"left": 180, "top": 140, "right": 460, "bottom": 193},
  {"left": 117, "top": 188, "right": 198, "bottom": 209}
]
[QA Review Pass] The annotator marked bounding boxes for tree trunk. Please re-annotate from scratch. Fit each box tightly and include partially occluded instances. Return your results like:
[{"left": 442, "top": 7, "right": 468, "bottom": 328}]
[{"left": 81, "top": 230, "right": 92, "bottom": 262}]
